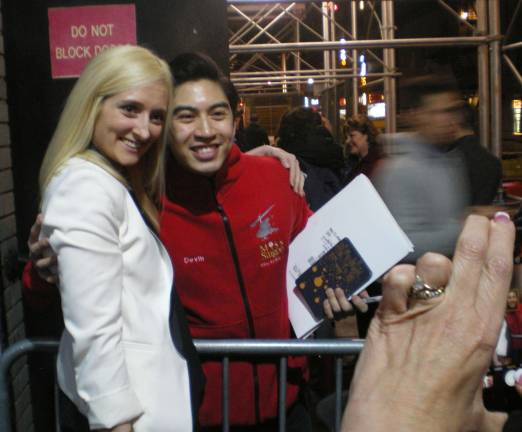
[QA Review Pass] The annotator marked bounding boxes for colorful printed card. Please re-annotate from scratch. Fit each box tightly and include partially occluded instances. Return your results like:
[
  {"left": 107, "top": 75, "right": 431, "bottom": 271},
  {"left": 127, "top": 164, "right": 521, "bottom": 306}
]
[
  {"left": 287, "top": 175, "right": 414, "bottom": 338},
  {"left": 296, "top": 237, "right": 372, "bottom": 319}
]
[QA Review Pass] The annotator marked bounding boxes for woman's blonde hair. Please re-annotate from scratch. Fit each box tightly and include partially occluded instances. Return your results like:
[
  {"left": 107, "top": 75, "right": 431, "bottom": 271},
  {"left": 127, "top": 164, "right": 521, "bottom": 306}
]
[{"left": 39, "top": 45, "right": 173, "bottom": 230}]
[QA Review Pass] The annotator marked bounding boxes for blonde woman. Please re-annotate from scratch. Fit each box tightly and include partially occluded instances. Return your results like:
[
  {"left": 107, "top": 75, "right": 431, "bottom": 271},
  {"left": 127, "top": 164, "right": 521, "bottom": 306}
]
[{"left": 39, "top": 45, "right": 202, "bottom": 431}]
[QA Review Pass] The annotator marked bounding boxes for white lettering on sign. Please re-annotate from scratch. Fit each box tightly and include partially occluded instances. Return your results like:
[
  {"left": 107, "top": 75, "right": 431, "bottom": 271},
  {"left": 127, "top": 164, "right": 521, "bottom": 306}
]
[
  {"left": 55, "top": 46, "right": 92, "bottom": 59},
  {"left": 71, "top": 25, "right": 87, "bottom": 38},
  {"left": 91, "top": 23, "right": 114, "bottom": 37}
]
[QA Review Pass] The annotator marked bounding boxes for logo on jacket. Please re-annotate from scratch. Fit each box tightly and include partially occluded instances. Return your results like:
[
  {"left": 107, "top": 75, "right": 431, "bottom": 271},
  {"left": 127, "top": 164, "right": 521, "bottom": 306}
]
[
  {"left": 250, "top": 205, "right": 279, "bottom": 240},
  {"left": 259, "top": 240, "right": 285, "bottom": 266}
]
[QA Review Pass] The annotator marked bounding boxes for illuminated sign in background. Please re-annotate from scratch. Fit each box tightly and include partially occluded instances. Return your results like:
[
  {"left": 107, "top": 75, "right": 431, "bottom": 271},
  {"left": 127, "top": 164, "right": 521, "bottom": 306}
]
[{"left": 48, "top": 4, "right": 136, "bottom": 79}]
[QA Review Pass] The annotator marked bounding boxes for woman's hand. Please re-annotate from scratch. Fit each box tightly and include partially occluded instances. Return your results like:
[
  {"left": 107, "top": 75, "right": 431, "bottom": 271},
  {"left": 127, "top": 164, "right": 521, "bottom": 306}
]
[
  {"left": 342, "top": 214, "right": 515, "bottom": 432},
  {"left": 27, "top": 214, "right": 58, "bottom": 284},
  {"left": 246, "top": 145, "right": 305, "bottom": 196}
]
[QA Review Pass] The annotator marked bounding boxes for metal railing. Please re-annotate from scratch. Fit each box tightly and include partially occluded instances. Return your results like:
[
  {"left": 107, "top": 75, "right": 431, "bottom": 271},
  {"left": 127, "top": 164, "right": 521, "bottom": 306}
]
[{"left": 0, "top": 338, "right": 365, "bottom": 432}]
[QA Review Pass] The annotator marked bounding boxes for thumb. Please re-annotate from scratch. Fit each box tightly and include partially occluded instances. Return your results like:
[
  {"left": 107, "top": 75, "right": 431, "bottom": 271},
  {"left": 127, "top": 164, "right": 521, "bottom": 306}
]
[{"left": 475, "top": 410, "right": 508, "bottom": 432}]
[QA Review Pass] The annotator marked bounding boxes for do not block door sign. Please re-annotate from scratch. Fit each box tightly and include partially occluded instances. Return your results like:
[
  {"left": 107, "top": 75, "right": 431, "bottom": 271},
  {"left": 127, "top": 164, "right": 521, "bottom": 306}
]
[{"left": 48, "top": 4, "right": 137, "bottom": 79}]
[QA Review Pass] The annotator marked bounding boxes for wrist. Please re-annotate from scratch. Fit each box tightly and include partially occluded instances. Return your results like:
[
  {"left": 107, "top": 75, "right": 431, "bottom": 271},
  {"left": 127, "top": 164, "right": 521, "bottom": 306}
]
[
  {"left": 343, "top": 397, "right": 462, "bottom": 432},
  {"left": 345, "top": 371, "right": 468, "bottom": 432}
]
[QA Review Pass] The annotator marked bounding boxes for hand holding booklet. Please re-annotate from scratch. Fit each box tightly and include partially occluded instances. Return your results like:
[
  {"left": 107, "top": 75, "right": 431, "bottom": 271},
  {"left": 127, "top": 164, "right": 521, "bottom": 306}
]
[{"left": 287, "top": 175, "right": 413, "bottom": 338}]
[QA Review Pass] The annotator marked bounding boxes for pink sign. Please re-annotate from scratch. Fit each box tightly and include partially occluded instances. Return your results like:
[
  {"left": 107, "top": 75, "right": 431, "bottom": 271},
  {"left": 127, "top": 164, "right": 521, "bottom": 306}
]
[{"left": 48, "top": 4, "right": 137, "bottom": 79}]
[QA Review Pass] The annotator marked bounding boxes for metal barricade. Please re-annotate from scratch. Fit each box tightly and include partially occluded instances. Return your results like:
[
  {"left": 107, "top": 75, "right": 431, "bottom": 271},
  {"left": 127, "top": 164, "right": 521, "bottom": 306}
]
[{"left": 0, "top": 338, "right": 365, "bottom": 432}]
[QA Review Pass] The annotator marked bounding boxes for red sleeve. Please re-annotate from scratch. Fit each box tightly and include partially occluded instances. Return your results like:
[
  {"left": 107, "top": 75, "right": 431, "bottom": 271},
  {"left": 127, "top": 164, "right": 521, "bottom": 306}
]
[
  {"left": 291, "top": 195, "right": 313, "bottom": 240},
  {"left": 22, "top": 260, "right": 59, "bottom": 311}
]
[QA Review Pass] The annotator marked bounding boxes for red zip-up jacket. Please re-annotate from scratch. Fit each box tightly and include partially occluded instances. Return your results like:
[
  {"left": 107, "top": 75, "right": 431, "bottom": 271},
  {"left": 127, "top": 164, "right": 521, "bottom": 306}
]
[{"left": 161, "top": 144, "right": 311, "bottom": 427}]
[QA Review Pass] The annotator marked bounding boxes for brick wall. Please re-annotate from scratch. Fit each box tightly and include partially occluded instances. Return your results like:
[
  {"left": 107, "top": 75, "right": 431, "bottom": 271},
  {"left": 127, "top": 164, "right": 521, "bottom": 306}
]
[{"left": 0, "top": 0, "right": 34, "bottom": 430}]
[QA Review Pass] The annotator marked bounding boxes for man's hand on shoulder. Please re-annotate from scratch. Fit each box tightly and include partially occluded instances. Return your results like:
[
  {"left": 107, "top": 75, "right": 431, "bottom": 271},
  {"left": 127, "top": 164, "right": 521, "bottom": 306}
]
[
  {"left": 246, "top": 145, "right": 305, "bottom": 197},
  {"left": 28, "top": 214, "right": 58, "bottom": 284}
]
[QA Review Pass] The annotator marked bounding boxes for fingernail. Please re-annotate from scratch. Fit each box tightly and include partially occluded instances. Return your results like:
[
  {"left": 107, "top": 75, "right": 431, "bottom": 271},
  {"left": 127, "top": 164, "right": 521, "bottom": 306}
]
[
  {"left": 516, "top": 369, "right": 522, "bottom": 385},
  {"left": 494, "top": 211, "right": 510, "bottom": 223}
]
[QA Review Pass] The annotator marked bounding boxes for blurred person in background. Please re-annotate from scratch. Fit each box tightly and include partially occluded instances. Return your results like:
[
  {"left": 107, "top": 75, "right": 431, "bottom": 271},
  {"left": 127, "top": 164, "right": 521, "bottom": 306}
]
[
  {"left": 375, "top": 75, "right": 469, "bottom": 263},
  {"left": 278, "top": 107, "right": 344, "bottom": 211},
  {"left": 448, "top": 104, "right": 502, "bottom": 206},
  {"left": 342, "top": 115, "right": 386, "bottom": 185},
  {"left": 243, "top": 112, "right": 269, "bottom": 151}
]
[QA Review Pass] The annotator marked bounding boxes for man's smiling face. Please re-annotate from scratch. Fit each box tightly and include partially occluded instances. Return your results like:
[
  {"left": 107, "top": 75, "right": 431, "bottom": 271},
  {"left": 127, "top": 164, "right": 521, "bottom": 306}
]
[{"left": 170, "top": 79, "right": 235, "bottom": 176}]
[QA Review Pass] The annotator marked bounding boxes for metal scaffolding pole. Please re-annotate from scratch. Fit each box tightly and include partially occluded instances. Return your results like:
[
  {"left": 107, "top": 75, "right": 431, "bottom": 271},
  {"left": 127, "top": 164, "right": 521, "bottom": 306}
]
[
  {"left": 282, "top": 53, "right": 288, "bottom": 93},
  {"left": 233, "top": 70, "right": 399, "bottom": 81},
  {"left": 229, "top": 4, "right": 274, "bottom": 45},
  {"left": 322, "top": 2, "right": 331, "bottom": 84},
  {"left": 436, "top": 0, "right": 476, "bottom": 32},
  {"left": 229, "top": 0, "right": 322, "bottom": 3},
  {"left": 382, "top": 0, "right": 396, "bottom": 134},
  {"left": 233, "top": 72, "right": 400, "bottom": 85},
  {"left": 230, "top": 4, "right": 293, "bottom": 46},
  {"left": 330, "top": 4, "right": 339, "bottom": 136},
  {"left": 503, "top": 41, "right": 522, "bottom": 51},
  {"left": 351, "top": 0, "right": 358, "bottom": 116},
  {"left": 476, "top": 0, "right": 490, "bottom": 149},
  {"left": 241, "top": 91, "right": 300, "bottom": 96},
  {"left": 503, "top": 54, "right": 522, "bottom": 87},
  {"left": 229, "top": 36, "right": 492, "bottom": 53},
  {"left": 330, "top": 3, "right": 337, "bottom": 87},
  {"left": 504, "top": 0, "right": 522, "bottom": 43},
  {"left": 295, "top": 21, "right": 301, "bottom": 93},
  {"left": 489, "top": 0, "right": 502, "bottom": 158},
  {"left": 232, "top": 68, "right": 355, "bottom": 76},
  {"left": 311, "top": 1, "right": 386, "bottom": 68}
]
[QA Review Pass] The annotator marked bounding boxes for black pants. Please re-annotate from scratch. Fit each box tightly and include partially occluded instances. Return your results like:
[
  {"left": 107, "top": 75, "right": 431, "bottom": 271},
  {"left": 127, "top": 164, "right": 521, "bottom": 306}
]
[{"left": 58, "top": 390, "right": 90, "bottom": 432}]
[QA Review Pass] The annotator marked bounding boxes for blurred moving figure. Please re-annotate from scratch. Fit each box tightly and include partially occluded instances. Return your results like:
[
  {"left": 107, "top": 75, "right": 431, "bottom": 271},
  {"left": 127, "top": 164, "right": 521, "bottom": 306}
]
[
  {"left": 506, "top": 289, "right": 522, "bottom": 365},
  {"left": 243, "top": 113, "right": 269, "bottom": 151},
  {"left": 375, "top": 76, "right": 469, "bottom": 262},
  {"left": 449, "top": 105, "right": 502, "bottom": 205},
  {"left": 278, "top": 107, "right": 344, "bottom": 211},
  {"left": 342, "top": 115, "right": 385, "bottom": 185}
]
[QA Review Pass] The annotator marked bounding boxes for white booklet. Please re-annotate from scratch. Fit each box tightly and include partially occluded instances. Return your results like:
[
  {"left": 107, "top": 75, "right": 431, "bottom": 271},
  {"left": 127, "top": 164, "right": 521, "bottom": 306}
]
[{"left": 287, "top": 174, "right": 414, "bottom": 338}]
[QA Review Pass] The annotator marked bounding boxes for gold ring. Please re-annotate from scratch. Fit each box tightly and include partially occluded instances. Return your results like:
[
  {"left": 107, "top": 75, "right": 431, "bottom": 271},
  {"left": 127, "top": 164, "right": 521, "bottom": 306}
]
[{"left": 409, "top": 275, "right": 446, "bottom": 300}]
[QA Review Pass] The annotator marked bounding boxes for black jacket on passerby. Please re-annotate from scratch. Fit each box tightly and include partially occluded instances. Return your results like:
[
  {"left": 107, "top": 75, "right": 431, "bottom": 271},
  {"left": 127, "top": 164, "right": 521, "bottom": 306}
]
[
  {"left": 278, "top": 109, "right": 344, "bottom": 211},
  {"left": 243, "top": 122, "right": 269, "bottom": 151},
  {"left": 451, "top": 134, "right": 502, "bottom": 205},
  {"left": 299, "top": 159, "right": 341, "bottom": 211}
]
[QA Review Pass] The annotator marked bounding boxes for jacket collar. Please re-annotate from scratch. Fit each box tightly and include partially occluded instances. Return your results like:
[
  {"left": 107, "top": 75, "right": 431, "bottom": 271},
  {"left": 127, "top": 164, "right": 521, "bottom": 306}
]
[{"left": 165, "top": 144, "right": 244, "bottom": 209}]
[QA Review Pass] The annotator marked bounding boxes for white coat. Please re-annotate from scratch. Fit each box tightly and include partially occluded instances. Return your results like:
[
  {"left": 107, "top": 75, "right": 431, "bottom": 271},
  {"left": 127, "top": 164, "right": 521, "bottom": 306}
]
[{"left": 41, "top": 158, "right": 192, "bottom": 431}]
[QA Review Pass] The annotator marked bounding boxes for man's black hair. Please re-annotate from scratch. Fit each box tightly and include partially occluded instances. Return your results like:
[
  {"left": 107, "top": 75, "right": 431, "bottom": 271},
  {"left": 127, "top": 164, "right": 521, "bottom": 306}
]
[
  {"left": 169, "top": 52, "right": 239, "bottom": 116},
  {"left": 400, "top": 74, "right": 460, "bottom": 111}
]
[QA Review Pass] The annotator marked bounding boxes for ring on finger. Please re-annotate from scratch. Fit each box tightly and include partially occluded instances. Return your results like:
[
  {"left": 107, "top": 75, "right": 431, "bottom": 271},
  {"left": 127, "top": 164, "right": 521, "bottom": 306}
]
[{"left": 409, "top": 274, "right": 446, "bottom": 300}]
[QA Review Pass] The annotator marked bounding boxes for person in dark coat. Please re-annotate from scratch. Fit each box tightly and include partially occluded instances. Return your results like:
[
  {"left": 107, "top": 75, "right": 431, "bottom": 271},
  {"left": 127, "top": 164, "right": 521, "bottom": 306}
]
[
  {"left": 449, "top": 106, "right": 502, "bottom": 205},
  {"left": 342, "top": 115, "right": 385, "bottom": 185},
  {"left": 243, "top": 113, "right": 269, "bottom": 151},
  {"left": 277, "top": 107, "right": 344, "bottom": 211}
]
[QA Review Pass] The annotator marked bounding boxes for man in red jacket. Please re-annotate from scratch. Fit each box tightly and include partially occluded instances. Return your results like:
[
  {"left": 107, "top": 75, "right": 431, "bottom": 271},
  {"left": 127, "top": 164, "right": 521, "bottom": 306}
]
[{"left": 162, "top": 52, "right": 318, "bottom": 430}]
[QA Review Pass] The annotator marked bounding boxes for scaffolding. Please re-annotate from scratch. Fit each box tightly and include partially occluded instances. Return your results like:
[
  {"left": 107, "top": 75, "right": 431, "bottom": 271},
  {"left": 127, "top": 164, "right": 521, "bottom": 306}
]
[{"left": 226, "top": 0, "right": 522, "bottom": 156}]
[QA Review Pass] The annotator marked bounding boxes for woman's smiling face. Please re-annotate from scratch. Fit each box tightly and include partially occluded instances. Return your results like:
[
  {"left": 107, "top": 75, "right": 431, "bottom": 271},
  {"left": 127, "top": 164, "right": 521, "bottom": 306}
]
[{"left": 92, "top": 81, "right": 168, "bottom": 169}]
